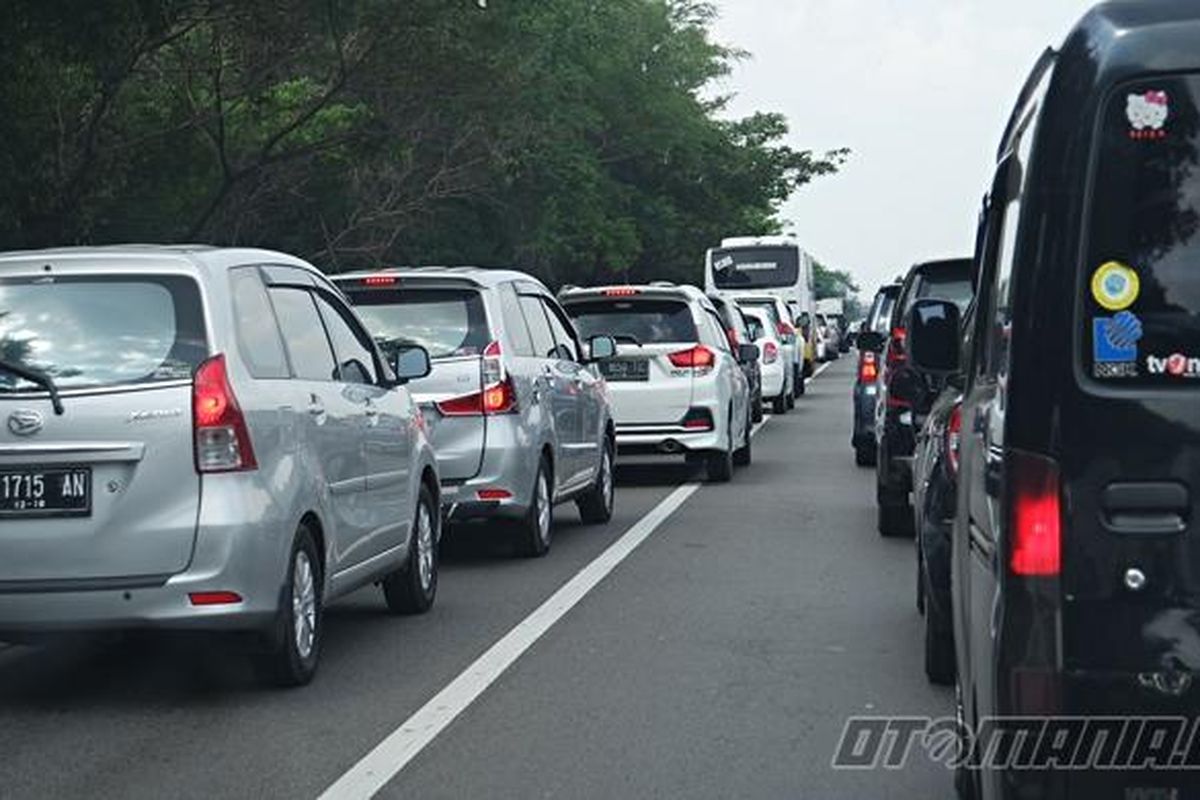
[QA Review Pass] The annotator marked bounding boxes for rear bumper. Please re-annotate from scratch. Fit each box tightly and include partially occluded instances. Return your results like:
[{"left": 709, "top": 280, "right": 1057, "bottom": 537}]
[
  {"left": 615, "top": 425, "right": 723, "bottom": 455},
  {"left": 440, "top": 415, "right": 534, "bottom": 522},
  {"left": 761, "top": 361, "right": 786, "bottom": 398},
  {"left": 0, "top": 474, "right": 300, "bottom": 636}
]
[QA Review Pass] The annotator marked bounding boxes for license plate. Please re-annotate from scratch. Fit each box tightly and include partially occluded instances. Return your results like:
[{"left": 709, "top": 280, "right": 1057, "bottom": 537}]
[
  {"left": 600, "top": 360, "right": 649, "bottom": 382},
  {"left": 0, "top": 468, "right": 91, "bottom": 518}
]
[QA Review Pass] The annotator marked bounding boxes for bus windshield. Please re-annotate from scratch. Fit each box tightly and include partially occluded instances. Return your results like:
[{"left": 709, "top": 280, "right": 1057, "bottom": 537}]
[{"left": 710, "top": 246, "right": 799, "bottom": 290}]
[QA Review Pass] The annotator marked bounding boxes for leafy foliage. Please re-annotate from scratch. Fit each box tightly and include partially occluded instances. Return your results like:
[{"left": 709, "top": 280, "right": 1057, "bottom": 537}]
[{"left": 0, "top": 0, "right": 847, "bottom": 286}]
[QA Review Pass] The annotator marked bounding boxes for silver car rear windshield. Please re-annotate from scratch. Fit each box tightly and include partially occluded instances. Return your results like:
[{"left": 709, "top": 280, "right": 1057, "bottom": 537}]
[
  {"left": 565, "top": 299, "right": 698, "bottom": 345},
  {"left": 343, "top": 287, "right": 490, "bottom": 360},
  {"left": 0, "top": 274, "right": 207, "bottom": 392}
]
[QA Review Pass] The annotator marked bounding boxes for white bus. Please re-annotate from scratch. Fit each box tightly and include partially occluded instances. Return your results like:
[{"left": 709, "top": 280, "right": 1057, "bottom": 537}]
[
  {"left": 705, "top": 235, "right": 818, "bottom": 383},
  {"left": 704, "top": 235, "right": 816, "bottom": 321}
]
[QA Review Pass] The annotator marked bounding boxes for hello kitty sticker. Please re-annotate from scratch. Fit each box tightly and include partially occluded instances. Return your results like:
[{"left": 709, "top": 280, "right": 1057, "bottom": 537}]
[{"left": 1126, "top": 90, "right": 1169, "bottom": 141}]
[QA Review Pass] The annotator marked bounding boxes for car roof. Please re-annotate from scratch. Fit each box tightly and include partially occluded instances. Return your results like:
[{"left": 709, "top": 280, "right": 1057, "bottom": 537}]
[
  {"left": 333, "top": 265, "right": 547, "bottom": 292},
  {"left": 0, "top": 244, "right": 318, "bottom": 279},
  {"left": 560, "top": 283, "right": 711, "bottom": 305}
]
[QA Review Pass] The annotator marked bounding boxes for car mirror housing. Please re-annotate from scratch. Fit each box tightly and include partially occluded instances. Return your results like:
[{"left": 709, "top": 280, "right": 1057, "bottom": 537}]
[
  {"left": 908, "top": 299, "right": 961, "bottom": 375},
  {"left": 738, "top": 343, "right": 760, "bottom": 364},
  {"left": 392, "top": 346, "right": 432, "bottom": 383},
  {"left": 587, "top": 334, "right": 617, "bottom": 361}
]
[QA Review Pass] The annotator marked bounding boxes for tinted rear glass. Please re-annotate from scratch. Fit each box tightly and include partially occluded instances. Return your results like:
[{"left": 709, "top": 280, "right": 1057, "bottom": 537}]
[
  {"left": 710, "top": 247, "right": 799, "bottom": 290},
  {"left": 868, "top": 289, "right": 899, "bottom": 332},
  {"left": 564, "top": 299, "right": 698, "bottom": 345},
  {"left": 735, "top": 298, "right": 782, "bottom": 327},
  {"left": 916, "top": 272, "right": 973, "bottom": 310},
  {"left": 1084, "top": 75, "right": 1200, "bottom": 385},
  {"left": 0, "top": 275, "right": 207, "bottom": 392},
  {"left": 343, "top": 287, "right": 489, "bottom": 360}
]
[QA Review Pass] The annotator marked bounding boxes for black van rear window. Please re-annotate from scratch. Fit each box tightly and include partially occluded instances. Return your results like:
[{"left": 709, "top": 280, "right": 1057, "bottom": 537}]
[{"left": 1085, "top": 75, "right": 1200, "bottom": 384}]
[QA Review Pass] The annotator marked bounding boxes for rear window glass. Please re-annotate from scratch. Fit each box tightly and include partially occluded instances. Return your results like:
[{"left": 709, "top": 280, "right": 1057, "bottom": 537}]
[
  {"left": 916, "top": 273, "right": 973, "bottom": 310},
  {"left": 564, "top": 299, "right": 698, "bottom": 345},
  {"left": 735, "top": 298, "right": 782, "bottom": 327},
  {"left": 343, "top": 287, "right": 489, "bottom": 360},
  {"left": 868, "top": 290, "right": 898, "bottom": 333},
  {"left": 0, "top": 275, "right": 207, "bottom": 392},
  {"left": 710, "top": 247, "right": 800, "bottom": 290},
  {"left": 1084, "top": 75, "right": 1200, "bottom": 385}
]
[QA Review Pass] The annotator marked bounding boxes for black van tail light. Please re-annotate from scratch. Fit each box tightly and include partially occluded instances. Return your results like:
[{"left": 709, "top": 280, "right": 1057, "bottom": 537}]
[
  {"left": 193, "top": 354, "right": 258, "bottom": 473},
  {"left": 945, "top": 402, "right": 963, "bottom": 476},
  {"left": 857, "top": 351, "right": 878, "bottom": 383},
  {"left": 887, "top": 326, "right": 908, "bottom": 366},
  {"left": 436, "top": 341, "right": 518, "bottom": 417},
  {"left": 1009, "top": 451, "right": 1062, "bottom": 577}
]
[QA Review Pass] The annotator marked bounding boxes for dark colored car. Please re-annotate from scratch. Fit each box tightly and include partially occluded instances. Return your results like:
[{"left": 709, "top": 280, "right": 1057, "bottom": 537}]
[
  {"left": 913, "top": 382, "right": 964, "bottom": 687},
  {"left": 851, "top": 283, "right": 900, "bottom": 466},
  {"left": 709, "top": 295, "right": 763, "bottom": 423},
  {"left": 874, "top": 259, "right": 972, "bottom": 536},
  {"left": 909, "top": 8, "right": 1200, "bottom": 797}
]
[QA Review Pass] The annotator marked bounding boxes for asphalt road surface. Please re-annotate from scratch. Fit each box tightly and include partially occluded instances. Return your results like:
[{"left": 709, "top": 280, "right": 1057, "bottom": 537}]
[{"left": 0, "top": 356, "right": 952, "bottom": 799}]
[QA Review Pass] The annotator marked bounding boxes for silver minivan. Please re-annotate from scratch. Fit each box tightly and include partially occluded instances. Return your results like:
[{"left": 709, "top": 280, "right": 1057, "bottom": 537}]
[
  {"left": 335, "top": 268, "right": 617, "bottom": 557},
  {"left": 0, "top": 246, "right": 439, "bottom": 686}
]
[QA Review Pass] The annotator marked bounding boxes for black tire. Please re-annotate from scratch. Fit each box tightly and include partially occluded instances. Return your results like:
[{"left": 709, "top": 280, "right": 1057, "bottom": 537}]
[
  {"left": 794, "top": 365, "right": 806, "bottom": 397},
  {"left": 382, "top": 483, "right": 439, "bottom": 615},
  {"left": 854, "top": 446, "right": 876, "bottom": 467},
  {"left": 751, "top": 393, "right": 764, "bottom": 423},
  {"left": 705, "top": 414, "right": 734, "bottom": 483},
  {"left": 771, "top": 393, "right": 788, "bottom": 415},
  {"left": 260, "top": 523, "right": 323, "bottom": 688},
  {"left": 877, "top": 500, "right": 914, "bottom": 537},
  {"left": 785, "top": 390, "right": 795, "bottom": 410},
  {"left": 576, "top": 439, "right": 615, "bottom": 524},
  {"left": 733, "top": 413, "right": 752, "bottom": 466},
  {"left": 924, "top": 587, "right": 956, "bottom": 686},
  {"left": 515, "top": 458, "right": 553, "bottom": 557}
]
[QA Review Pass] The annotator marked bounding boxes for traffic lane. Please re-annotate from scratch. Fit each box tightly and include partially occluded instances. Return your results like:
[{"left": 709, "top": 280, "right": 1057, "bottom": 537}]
[
  {"left": 0, "top": 468, "right": 685, "bottom": 800},
  {"left": 386, "top": 357, "right": 953, "bottom": 799}
]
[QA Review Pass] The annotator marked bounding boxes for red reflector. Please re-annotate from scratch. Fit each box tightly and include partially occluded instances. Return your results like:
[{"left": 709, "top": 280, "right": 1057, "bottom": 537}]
[
  {"left": 477, "top": 488, "right": 513, "bottom": 500},
  {"left": 669, "top": 345, "right": 715, "bottom": 369},
  {"left": 1010, "top": 451, "right": 1062, "bottom": 577},
  {"left": 946, "top": 403, "right": 963, "bottom": 475},
  {"left": 189, "top": 591, "right": 243, "bottom": 606},
  {"left": 604, "top": 287, "right": 640, "bottom": 297},
  {"left": 683, "top": 418, "right": 712, "bottom": 430},
  {"left": 681, "top": 408, "right": 714, "bottom": 430},
  {"left": 362, "top": 275, "right": 397, "bottom": 286}
]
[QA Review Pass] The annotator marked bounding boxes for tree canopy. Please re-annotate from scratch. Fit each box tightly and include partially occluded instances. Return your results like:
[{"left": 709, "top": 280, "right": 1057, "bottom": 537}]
[{"left": 0, "top": 0, "right": 847, "bottom": 286}]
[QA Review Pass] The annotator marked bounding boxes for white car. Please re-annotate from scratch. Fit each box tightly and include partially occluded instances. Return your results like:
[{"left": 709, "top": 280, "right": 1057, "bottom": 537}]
[
  {"left": 561, "top": 284, "right": 755, "bottom": 482},
  {"left": 742, "top": 307, "right": 788, "bottom": 414},
  {"left": 729, "top": 293, "right": 802, "bottom": 401}
]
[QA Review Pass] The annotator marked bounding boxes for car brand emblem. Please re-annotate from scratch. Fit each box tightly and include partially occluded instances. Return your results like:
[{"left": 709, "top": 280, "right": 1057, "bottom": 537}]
[{"left": 7, "top": 409, "right": 44, "bottom": 437}]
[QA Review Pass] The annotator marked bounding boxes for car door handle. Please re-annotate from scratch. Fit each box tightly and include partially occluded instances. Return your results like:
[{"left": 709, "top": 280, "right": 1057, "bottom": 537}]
[
  {"left": 307, "top": 395, "right": 326, "bottom": 416},
  {"left": 1102, "top": 482, "right": 1189, "bottom": 535},
  {"left": 364, "top": 404, "right": 380, "bottom": 417}
]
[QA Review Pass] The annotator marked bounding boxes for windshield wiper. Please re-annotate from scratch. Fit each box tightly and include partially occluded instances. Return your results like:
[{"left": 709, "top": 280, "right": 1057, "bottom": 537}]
[{"left": 0, "top": 360, "right": 64, "bottom": 415}]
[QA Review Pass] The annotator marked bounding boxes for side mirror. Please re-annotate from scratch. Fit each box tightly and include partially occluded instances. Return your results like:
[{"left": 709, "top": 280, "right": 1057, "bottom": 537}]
[
  {"left": 587, "top": 334, "right": 617, "bottom": 361},
  {"left": 392, "top": 346, "right": 432, "bottom": 383},
  {"left": 908, "top": 299, "right": 961, "bottom": 374},
  {"left": 738, "top": 343, "right": 760, "bottom": 364},
  {"left": 857, "top": 330, "right": 885, "bottom": 352}
]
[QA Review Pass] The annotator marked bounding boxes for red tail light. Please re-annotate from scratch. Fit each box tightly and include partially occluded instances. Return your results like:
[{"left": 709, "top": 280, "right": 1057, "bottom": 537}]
[
  {"left": 887, "top": 326, "right": 908, "bottom": 366},
  {"left": 668, "top": 345, "right": 715, "bottom": 370},
  {"left": 362, "top": 275, "right": 397, "bottom": 286},
  {"left": 763, "top": 342, "right": 779, "bottom": 364},
  {"left": 436, "top": 341, "right": 517, "bottom": 416},
  {"left": 193, "top": 354, "right": 257, "bottom": 473},
  {"left": 1010, "top": 451, "right": 1062, "bottom": 577},
  {"left": 777, "top": 322, "right": 796, "bottom": 338},
  {"left": 726, "top": 327, "right": 740, "bottom": 349},
  {"left": 945, "top": 402, "right": 963, "bottom": 476},
  {"left": 858, "top": 351, "right": 878, "bottom": 383}
]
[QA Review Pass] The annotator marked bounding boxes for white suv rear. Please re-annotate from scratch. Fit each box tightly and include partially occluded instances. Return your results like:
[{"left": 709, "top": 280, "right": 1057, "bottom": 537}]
[{"left": 560, "top": 285, "right": 754, "bottom": 482}]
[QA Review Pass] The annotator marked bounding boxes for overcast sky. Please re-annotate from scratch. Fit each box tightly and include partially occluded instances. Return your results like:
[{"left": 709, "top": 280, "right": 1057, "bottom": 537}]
[{"left": 710, "top": 0, "right": 1096, "bottom": 296}]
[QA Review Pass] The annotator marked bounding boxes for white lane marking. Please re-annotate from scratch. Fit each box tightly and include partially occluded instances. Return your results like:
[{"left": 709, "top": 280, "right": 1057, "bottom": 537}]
[
  {"left": 812, "top": 361, "right": 832, "bottom": 379},
  {"left": 320, "top": 412, "right": 791, "bottom": 797}
]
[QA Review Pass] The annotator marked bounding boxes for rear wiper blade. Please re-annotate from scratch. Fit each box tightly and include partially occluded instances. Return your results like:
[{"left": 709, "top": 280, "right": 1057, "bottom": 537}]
[{"left": 0, "top": 360, "right": 64, "bottom": 415}]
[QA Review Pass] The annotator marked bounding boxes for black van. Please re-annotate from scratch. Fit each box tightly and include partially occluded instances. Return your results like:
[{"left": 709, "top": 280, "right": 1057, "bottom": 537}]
[{"left": 908, "top": 4, "right": 1200, "bottom": 798}]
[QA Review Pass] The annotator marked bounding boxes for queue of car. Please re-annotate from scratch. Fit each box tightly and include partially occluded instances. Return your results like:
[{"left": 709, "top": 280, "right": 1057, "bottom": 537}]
[
  {"left": 0, "top": 249, "right": 814, "bottom": 688},
  {"left": 852, "top": 5, "right": 1200, "bottom": 798}
]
